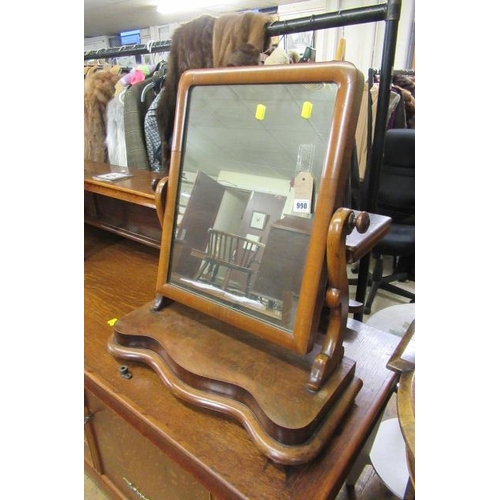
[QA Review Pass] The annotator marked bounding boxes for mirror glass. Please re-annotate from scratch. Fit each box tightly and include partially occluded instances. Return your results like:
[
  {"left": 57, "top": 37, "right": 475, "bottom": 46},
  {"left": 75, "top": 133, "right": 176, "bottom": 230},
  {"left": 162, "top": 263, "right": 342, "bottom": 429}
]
[{"left": 166, "top": 80, "right": 338, "bottom": 333}]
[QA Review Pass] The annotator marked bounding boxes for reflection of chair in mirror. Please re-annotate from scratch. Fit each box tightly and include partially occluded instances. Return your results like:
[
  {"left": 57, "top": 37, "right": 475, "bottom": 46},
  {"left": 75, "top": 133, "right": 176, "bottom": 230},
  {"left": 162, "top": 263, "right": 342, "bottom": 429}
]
[{"left": 195, "top": 229, "right": 265, "bottom": 297}]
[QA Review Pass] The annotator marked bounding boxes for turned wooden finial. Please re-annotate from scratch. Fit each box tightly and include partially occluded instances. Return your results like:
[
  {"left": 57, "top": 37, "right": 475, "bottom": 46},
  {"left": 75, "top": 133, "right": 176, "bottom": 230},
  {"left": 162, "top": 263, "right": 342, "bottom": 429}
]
[{"left": 353, "top": 211, "right": 370, "bottom": 234}]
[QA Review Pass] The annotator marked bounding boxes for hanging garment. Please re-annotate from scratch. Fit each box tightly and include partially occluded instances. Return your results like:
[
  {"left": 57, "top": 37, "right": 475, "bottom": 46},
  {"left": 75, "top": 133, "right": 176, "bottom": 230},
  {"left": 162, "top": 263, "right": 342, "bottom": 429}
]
[
  {"left": 355, "top": 84, "right": 401, "bottom": 181},
  {"left": 105, "top": 96, "right": 127, "bottom": 168},
  {"left": 387, "top": 86, "right": 407, "bottom": 130},
  {"left": 355, "top": 83, "right": 378, "bottom": 181},
  {"left": 144, "top": 88, "right": 164, "bottom": 172},
  {"left": 84, "top": 68, "right": 120, "bottom": 162},
  {"left": 392, "top": 84, "right": 415, "bottom": 129},
  {"left": 124, "top": 78, "right": 156, "bottom": 169},
  {"left": 392, "top": 74, "right": 415, "bottom": 98}
]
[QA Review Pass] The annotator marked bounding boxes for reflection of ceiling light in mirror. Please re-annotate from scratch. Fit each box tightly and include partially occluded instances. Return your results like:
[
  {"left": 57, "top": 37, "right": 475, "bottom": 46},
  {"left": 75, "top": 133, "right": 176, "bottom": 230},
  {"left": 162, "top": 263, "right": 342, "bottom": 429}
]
[{"left": 156, "top": 1, "right": 238, "bottom": 14}]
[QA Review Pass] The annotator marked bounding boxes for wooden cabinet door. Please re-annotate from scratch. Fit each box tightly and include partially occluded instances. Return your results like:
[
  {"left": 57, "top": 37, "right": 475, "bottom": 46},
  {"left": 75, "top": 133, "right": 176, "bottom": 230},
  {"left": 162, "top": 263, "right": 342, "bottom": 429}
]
[{"left": 85, "top": 390, "right": 211, "bottom": 500}]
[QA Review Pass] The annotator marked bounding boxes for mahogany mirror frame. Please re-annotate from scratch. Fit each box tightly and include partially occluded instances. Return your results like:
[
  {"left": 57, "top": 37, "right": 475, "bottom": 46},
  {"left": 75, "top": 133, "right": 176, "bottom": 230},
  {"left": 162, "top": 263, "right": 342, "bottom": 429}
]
[{"left": 155, "top": 61, "right": 363, "bottom": 355}]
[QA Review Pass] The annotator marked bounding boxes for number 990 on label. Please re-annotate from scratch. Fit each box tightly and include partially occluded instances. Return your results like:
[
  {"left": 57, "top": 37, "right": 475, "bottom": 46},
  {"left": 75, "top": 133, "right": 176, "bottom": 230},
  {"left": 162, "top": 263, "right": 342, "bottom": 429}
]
[{"left": 293, "top": 199, "right": 310, "bottom": 213}]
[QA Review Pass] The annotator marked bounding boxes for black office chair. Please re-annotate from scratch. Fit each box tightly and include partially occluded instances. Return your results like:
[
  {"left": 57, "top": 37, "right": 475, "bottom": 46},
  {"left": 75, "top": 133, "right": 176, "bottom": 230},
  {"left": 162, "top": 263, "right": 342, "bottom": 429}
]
[{"left": 364, "top": 128, "right": 415, "bottom": 315}]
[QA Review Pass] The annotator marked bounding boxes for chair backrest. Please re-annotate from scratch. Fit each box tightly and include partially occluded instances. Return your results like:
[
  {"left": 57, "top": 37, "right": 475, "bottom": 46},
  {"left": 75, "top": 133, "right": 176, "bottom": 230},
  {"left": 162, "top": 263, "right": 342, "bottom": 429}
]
[
  {"left": 206, "top": 229, "right": 265, "bottom": 270},
  {"left": 377, "top": 129, "right": 415, "bottom": 225}
]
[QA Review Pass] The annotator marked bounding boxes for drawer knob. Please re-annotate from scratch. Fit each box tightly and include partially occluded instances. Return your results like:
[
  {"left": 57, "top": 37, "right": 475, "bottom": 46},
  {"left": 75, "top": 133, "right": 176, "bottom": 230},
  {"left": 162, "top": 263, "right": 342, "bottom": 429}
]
[{"left": 119, "top": 365, "right": 132, "bottom": 379}]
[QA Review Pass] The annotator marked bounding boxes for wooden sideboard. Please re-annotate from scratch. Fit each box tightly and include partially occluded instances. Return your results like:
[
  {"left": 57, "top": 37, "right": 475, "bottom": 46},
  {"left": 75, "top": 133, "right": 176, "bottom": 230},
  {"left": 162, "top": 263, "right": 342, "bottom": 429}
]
[
  {"left": 84, "top": 224, "right": 400, "bottom": 500},
  {"left": 84, "top": 160, "right": 165, "bottom": 248}
]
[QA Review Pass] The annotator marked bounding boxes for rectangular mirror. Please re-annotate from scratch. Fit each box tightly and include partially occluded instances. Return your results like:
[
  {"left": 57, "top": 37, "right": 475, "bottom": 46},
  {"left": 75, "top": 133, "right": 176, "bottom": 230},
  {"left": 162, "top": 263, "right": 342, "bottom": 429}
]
[{"left": 156, "top": 62, "right": 363, "bottom": 354}]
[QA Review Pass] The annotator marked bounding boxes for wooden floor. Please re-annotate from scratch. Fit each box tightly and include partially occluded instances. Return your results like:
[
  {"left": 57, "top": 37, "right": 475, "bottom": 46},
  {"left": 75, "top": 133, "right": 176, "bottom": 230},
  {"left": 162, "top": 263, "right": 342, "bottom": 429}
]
[
  {"left": 85, "top": 256, "right": 413, "bottom": 500},
  {"left": 338, "top": 467, "right": 402, "bottom": 500}
]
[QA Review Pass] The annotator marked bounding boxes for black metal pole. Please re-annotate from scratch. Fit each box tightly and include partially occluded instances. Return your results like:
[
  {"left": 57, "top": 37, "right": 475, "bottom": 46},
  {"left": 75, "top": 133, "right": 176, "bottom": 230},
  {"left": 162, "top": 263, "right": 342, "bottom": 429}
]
[
  {"left": 266, "top": 4, "right": 386, "bottom": 36},
  {"left": 365, "top": 0, "right": 401, "bottom": 213},
  {"left": 353, "top": 0, "right": 401, "bottom": 322},
  {"left": 84, "top": 41, "right": 172, "bottom": 61}
]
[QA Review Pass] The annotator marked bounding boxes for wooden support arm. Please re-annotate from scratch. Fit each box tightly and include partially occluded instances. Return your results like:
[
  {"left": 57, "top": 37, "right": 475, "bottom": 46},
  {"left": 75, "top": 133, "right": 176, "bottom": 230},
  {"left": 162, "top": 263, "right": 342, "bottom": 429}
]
[
  {"left": 153, "top": 176, "right": 169, "bottom": 227},
  {"left": 306, "top": 208, "right": 369, "bottom": 391}
]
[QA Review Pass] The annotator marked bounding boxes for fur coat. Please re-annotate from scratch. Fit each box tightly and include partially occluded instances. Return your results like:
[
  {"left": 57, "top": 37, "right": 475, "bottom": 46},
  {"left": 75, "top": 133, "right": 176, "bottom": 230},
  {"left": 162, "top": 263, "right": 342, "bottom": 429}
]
[
  {"left": 84, "top": 69, "right": 120, "bottom": 163},
  {"left": 156, "top": 12, "right": 273, "bottom": 170},
  {"left": 156, "top": 15, "right": 216, "bottom": 171}
]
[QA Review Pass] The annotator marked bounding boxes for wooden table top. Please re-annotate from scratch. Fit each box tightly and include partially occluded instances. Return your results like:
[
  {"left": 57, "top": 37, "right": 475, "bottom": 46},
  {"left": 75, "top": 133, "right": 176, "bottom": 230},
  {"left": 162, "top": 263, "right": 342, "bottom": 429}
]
[
  {"left": 84, "top": 160, "right": 166, "bottom": 209},
  {"left": 84, "top": 224, "right": 399, "bottom": 500}
]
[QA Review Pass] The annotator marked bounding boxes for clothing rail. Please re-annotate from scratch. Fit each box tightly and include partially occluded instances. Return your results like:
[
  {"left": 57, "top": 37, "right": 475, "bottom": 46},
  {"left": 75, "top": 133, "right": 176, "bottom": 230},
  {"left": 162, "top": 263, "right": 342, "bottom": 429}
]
[
  {"left": 84, "top": 0, "right": 402, "bottom": 320},
  {"left": 84, "top": 3, "right": 392, "bottom": 60},
  {"left": 369, "top": 68, "right": 415, "bottom": 76},
  {"left": 84, "top": 40, "right": 172, "bottom": 60}
]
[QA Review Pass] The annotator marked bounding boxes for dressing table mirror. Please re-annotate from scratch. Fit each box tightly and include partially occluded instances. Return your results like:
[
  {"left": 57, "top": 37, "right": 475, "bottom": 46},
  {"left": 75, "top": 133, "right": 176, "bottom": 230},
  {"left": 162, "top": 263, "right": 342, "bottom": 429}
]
[
  {"left": 155, "top": 62, "right": 364, "bottom": 355},
  {"left": 109, "top": 62, "right": 371, "bottom": 464}
]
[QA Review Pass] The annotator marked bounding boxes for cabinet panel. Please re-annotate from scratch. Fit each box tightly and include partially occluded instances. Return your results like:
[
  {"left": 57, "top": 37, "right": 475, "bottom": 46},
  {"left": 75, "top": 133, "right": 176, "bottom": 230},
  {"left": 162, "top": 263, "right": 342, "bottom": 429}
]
[
  {"left": 84, "top": 192, "right": 162, "bottom": 247},
  {"left": 85, "top": 397, "right": 103, "bottom": 474},
  {"left": 85, "top": 390, "right": 210, "bottom": 500},
  {"left": 84, "top": 432, "right": 92, "bottom": 468}
]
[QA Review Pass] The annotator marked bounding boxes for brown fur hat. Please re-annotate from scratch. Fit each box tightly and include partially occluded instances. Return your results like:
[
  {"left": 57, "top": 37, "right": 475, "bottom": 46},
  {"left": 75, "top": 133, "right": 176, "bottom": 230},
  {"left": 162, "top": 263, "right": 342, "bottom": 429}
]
[
  {"left": 226, "top": 43, "right": 261, "bottom": 66},
  {"left": 212, "top": 12, "right": 273, "bottom": 68}
]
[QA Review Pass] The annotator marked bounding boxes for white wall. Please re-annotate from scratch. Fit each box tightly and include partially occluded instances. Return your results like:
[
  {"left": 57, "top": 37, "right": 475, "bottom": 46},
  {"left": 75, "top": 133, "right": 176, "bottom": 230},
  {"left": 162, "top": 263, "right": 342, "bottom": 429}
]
[{"left": 84, "top": 35, "right": 110, "bottom": 52}]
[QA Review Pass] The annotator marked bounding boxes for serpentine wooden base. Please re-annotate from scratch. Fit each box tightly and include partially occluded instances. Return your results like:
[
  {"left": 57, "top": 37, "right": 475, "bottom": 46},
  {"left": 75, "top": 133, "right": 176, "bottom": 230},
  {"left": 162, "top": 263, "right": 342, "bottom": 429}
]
[{"left": 108, "top": 301, "right": 362, "bottom": 465}]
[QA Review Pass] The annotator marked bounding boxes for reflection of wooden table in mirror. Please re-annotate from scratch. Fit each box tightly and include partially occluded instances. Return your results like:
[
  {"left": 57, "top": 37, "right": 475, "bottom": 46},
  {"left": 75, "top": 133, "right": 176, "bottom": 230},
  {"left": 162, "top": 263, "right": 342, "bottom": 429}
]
[
  {"left": 252, "top": 215, "right": 312, "bottom": 304},
  {"left": 85, "top": 226, "right": 402, "bottom": 499}
]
